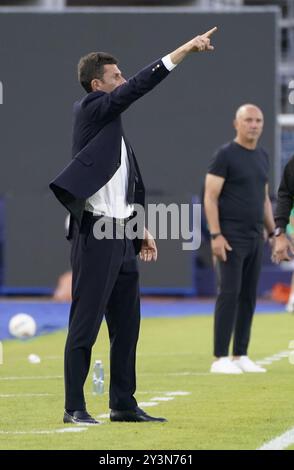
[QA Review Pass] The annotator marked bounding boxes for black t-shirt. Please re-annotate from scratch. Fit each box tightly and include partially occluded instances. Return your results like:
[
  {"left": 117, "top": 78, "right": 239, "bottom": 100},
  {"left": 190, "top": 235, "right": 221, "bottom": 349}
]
[{"left": 208, "top": 141, "right": 269, "bottom": 238}]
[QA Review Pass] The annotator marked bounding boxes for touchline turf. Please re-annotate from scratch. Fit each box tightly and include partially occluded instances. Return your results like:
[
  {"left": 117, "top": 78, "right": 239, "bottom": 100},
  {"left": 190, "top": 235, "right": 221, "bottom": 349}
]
[{"left": 0, "top": 313, "right": 293, "bottom": 450}]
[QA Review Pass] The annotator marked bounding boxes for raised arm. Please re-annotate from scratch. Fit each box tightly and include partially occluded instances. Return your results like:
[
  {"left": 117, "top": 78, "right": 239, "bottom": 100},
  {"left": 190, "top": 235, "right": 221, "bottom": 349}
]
[
  {"left": 83, "top": 27, "right": 218, "bottom": 125},
  {"left": 169, "top": 26, "right": 217, "bottom": 64}
]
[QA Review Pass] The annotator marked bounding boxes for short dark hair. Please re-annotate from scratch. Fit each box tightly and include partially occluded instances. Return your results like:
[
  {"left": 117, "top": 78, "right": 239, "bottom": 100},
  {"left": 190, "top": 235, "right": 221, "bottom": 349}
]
[{"left": 78, "top": 52, "right": 118, "bottom": 93}]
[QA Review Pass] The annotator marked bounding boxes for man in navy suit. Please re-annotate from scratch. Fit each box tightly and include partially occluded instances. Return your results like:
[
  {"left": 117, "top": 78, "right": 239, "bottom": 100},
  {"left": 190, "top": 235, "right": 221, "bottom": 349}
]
[{"left": 50, "top": 27, "right": 217, "bottom": 424}]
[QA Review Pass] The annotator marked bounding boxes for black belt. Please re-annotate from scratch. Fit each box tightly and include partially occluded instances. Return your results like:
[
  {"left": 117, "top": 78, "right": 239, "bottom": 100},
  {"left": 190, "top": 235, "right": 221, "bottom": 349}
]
[{"left": 85, "top": 211, "right": 133, "bottom": 226}]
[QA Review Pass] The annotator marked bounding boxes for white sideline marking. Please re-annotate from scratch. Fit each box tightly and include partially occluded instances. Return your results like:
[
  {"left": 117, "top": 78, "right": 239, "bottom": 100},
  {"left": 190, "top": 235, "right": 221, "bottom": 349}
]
[
  {"left": 138, "top": 402, "right": 158, "bottom": 407},
  {"left": 97, "top": 390, "right": 189, "bottom": 419},
  {"left": 0, "top": 427, "right": 87, "bottom": 435},
  {"left": 255, "top": 350, "right": 290, "bottom": 367},
  {"left": 138, "top": 390, "right": 191, "bottom": 408},
  {"left": 274, "top": 351, "right": 290, "bottom": 358},
  {"left": 257, "top": 427, "right": 294, "bottom": 450},
  {"left": 56, "top": 427, "right": 88, "bottom": 433},
  {"left": 150, "top": 397, "right": 174, "bottom": 402}
]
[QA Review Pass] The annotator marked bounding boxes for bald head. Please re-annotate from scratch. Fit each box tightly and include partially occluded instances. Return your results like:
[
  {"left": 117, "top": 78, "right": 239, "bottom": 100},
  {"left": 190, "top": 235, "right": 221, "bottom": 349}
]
[
  {"left": 234, "top": 103, "right": 264, "bottom": 149},
  {"left": 235, "top": 104, "right": 264, "bottom": 122}
]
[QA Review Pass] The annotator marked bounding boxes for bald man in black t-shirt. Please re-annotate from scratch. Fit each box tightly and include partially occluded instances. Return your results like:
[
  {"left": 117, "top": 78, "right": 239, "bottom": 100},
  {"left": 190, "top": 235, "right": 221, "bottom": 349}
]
[{"left": 204, "top": 104, "right": 275, "bottom": 374}]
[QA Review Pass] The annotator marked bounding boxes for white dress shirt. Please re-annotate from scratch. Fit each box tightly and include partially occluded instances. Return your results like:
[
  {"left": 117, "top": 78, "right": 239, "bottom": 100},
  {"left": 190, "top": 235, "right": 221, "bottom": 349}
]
[{"left": 85, "top": 54, "right": 177, "bottom": 218}]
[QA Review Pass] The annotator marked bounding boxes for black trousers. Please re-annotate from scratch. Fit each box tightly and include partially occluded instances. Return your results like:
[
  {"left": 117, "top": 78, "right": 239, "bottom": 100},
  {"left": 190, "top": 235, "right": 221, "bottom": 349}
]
[
  {"left": 64, "top": 212, "right": 140, "bottom": 411},
  {"left": 214, "top": 236, "right": 264, "bottom": 358}
]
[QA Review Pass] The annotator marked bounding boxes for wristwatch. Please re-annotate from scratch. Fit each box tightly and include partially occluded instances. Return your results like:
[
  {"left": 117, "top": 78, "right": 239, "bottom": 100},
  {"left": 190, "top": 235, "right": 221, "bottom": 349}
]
[
  {"left": 274, "top": 227, "right": 285, "bottom": 237},
  {"left": 210, "top": 232, "right": 222, "bottom": 240}
]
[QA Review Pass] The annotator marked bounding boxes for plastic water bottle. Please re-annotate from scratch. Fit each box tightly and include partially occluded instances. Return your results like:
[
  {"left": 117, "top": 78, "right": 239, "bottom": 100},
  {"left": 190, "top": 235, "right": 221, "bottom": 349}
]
[{"left": 93, "top": 360, "right": 104, "bottom": 395}]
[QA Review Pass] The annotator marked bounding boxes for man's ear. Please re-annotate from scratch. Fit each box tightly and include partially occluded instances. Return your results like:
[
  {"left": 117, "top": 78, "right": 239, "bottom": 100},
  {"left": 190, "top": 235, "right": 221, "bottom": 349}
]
[
  {"left": 91, "top": 78, "right": 101, "bottom": 92},
  {"left": 233, "top": 119, "right": 237, "bottom": 131}
]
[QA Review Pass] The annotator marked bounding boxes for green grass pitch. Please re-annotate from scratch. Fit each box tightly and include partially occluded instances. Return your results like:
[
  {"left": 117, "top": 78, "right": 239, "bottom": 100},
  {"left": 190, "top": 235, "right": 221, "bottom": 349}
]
[{"left": 0, "top": 313, "right": 294, "bottom": 450}]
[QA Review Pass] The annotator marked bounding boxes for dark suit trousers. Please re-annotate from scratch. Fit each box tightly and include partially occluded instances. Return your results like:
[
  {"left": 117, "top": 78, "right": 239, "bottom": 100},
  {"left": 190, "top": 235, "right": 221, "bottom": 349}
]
[
  {"left": 64, "top": 212, "right": 140, "bottom": 411},
  {"left": 214, "top": 236, "right": 264, "bottom": 357}
]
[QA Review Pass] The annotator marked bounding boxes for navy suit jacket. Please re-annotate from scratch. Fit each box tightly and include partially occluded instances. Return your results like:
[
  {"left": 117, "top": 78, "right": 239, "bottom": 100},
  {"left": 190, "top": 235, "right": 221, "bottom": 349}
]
[{"left": 49, "top": 58, "right": 170, "bottom": 252}]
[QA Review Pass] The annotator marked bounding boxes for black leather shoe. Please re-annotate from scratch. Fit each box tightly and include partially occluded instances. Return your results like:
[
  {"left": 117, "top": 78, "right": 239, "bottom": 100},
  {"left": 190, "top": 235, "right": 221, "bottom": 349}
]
[
  {"left": 63, "top": 410, "right": 101, "bottom": 425},
  {"left": 110, "top": 406, "right": 167, "bottom": 423}
]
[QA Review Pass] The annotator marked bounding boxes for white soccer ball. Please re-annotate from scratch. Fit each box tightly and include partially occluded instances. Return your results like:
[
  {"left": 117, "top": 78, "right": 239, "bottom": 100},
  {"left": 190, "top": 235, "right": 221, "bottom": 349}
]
[
  {"left": 28, "top": 353, "right": 41, "bottom": 364},
  {"left": 8, "top": 313, "right": 37, "bottom": 339}
]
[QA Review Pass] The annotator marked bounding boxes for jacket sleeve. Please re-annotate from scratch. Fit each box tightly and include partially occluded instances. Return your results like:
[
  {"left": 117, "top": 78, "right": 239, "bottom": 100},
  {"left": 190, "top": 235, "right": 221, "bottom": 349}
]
[
  {"left": 81, "top": 59, "right": 170, "bottom": 126},
  {"left": 275, "top": 156, "right": 294, "bottom": 229}
]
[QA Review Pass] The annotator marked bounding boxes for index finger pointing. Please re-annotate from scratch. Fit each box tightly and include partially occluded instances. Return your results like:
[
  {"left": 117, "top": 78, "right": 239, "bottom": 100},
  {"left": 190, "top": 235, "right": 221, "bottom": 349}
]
[{"left": 202, "top": 26, "right": 218, "bottom": 38}]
